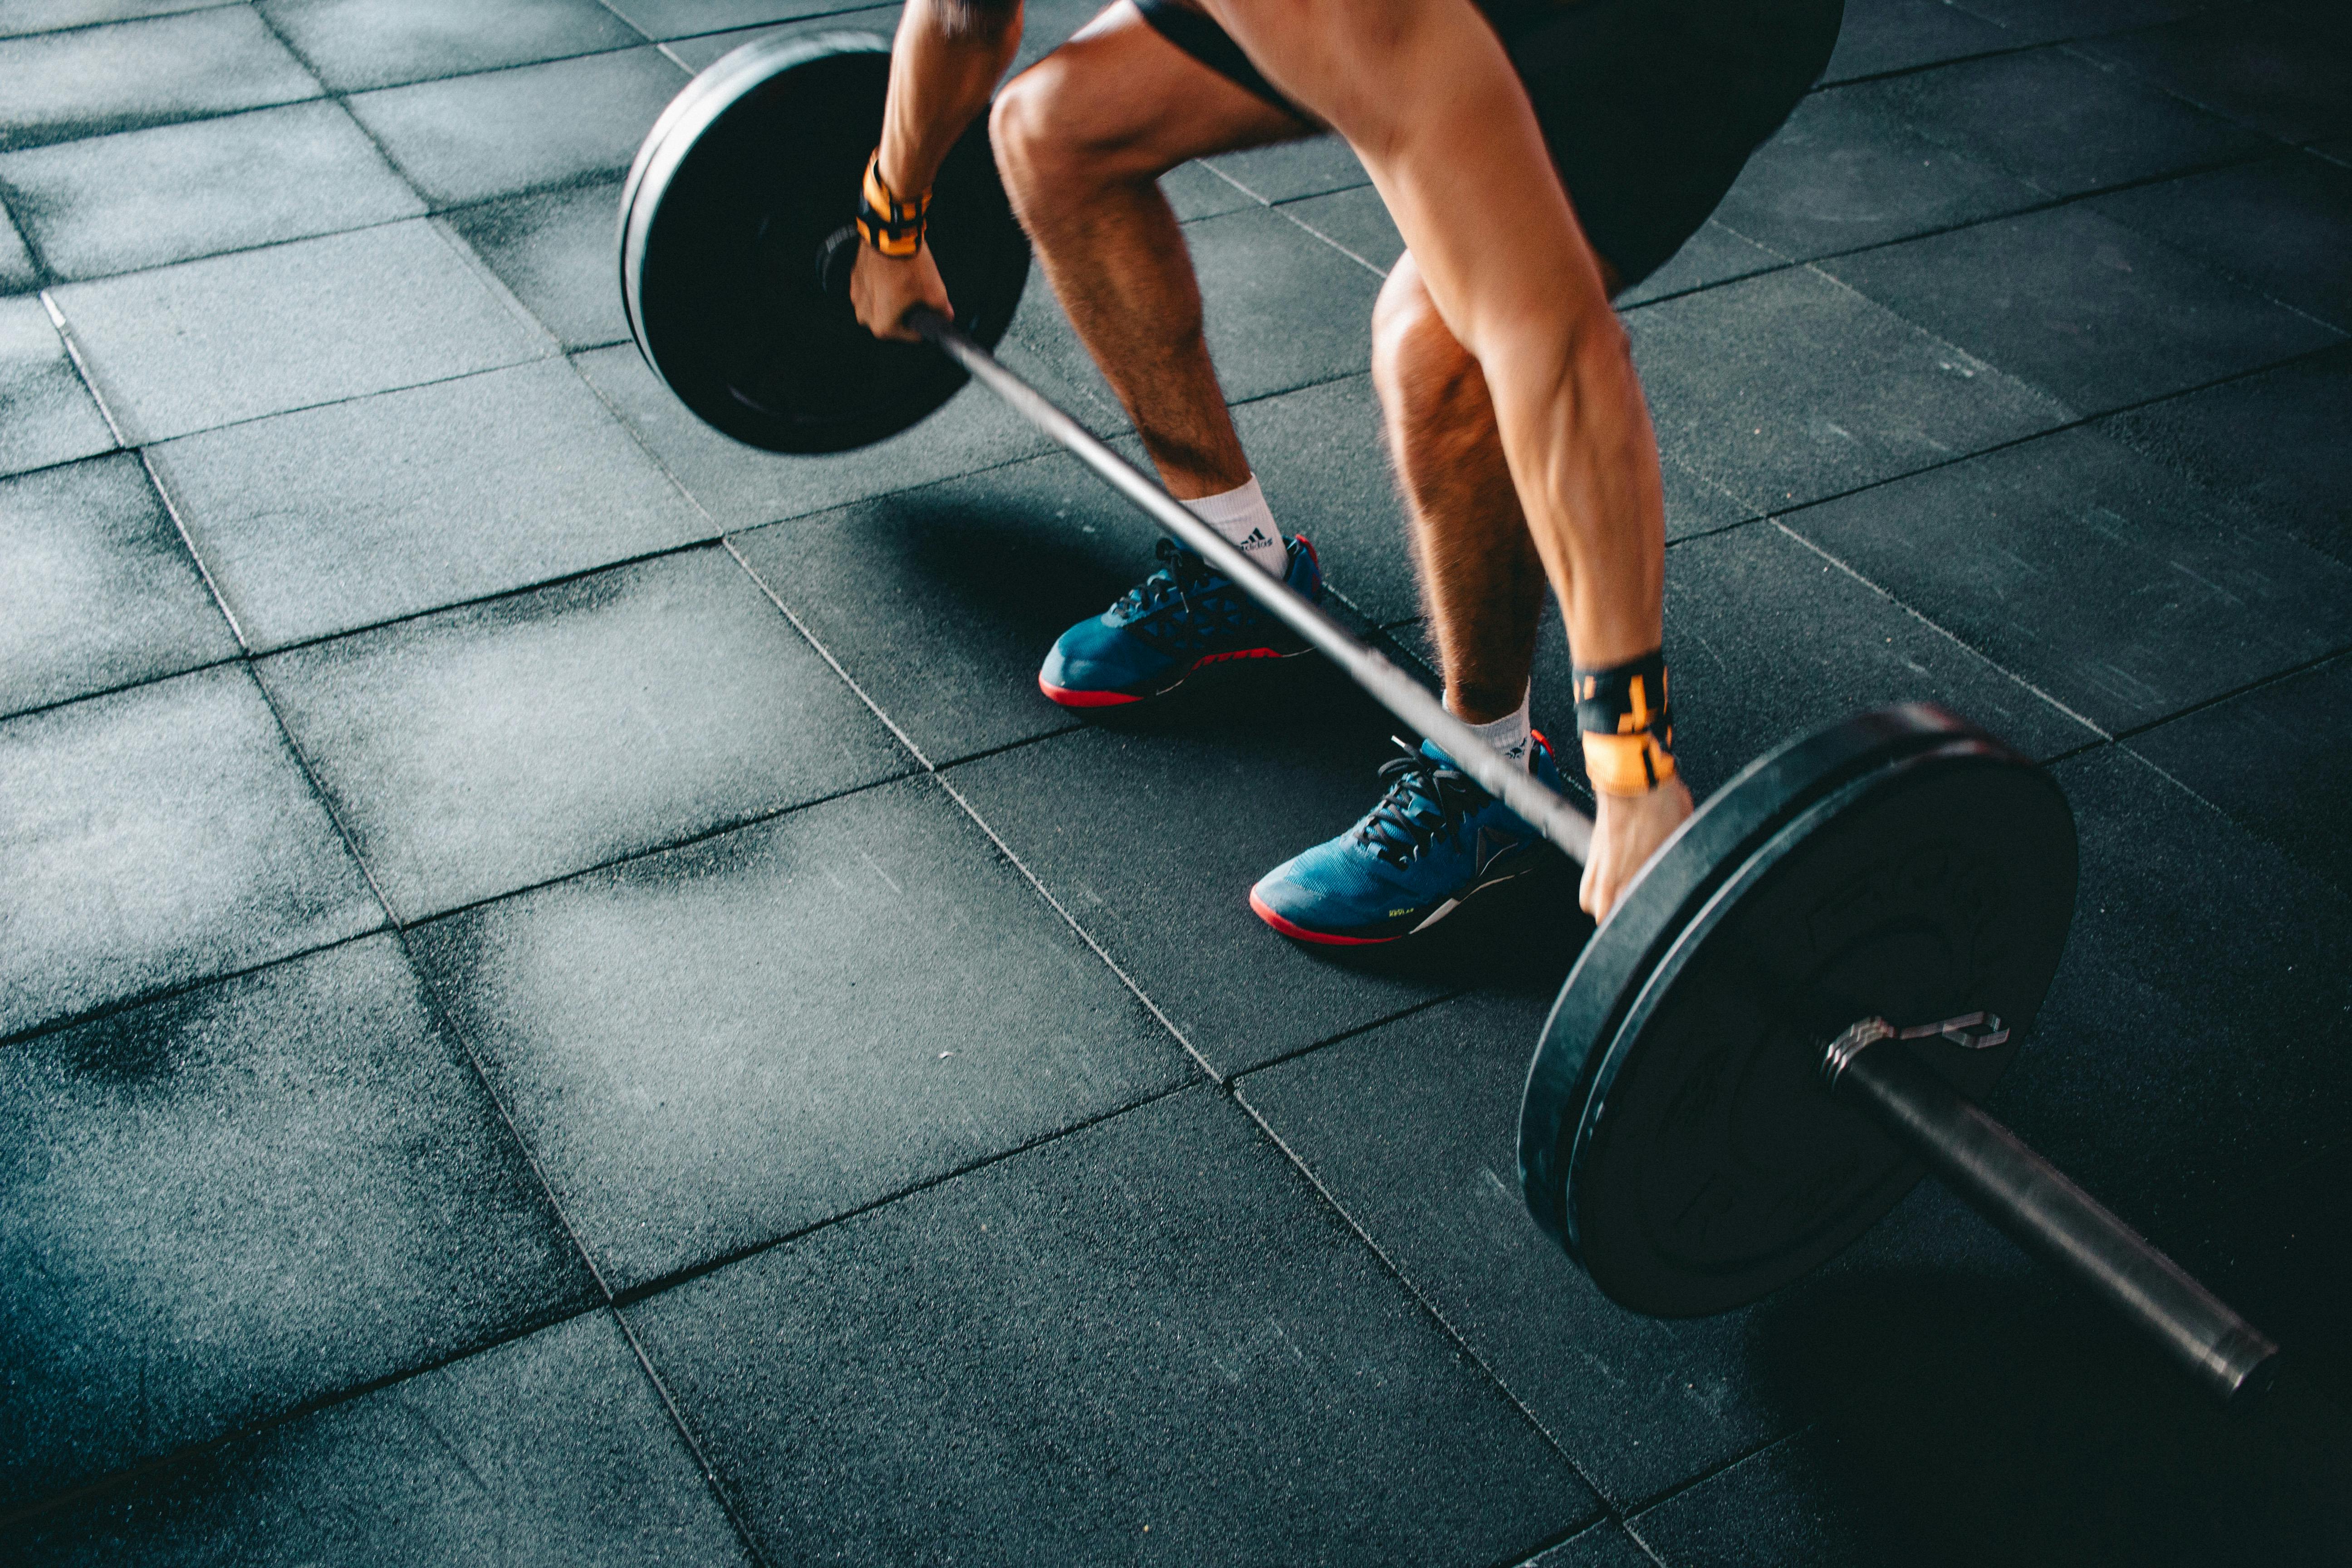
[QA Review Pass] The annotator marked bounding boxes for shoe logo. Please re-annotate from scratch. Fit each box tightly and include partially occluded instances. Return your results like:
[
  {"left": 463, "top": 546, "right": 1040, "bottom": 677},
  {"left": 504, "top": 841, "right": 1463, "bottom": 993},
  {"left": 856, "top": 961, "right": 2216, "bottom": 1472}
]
[{"left": 1475, "top": 826, "right": 1522, "bottom": 874}]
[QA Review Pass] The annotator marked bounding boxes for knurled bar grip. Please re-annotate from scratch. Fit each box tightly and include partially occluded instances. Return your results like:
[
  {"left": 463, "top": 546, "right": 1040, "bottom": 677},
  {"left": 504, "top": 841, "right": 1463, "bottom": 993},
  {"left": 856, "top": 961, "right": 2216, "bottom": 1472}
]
[
  {"left": 1825, "top": 1021, "right": 2282, "bottom": 1404},
  {"left": 912, "top": 307, "right": 1598, "bottom": 866}
]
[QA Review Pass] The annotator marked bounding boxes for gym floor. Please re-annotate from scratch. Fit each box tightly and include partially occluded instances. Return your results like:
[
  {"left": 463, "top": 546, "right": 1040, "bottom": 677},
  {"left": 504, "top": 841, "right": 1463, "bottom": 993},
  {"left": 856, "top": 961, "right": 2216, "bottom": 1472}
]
[{"left": 3, "top": 0, "right": 2347, "bottom": 1562}]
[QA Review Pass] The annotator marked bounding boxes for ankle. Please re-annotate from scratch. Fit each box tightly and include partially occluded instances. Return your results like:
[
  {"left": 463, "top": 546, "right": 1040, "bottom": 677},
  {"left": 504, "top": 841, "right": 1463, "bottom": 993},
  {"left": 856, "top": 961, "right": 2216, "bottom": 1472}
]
[
  {"left": 1446, "top": 685, "right": 1534, "bottom": 770},
  {"left": 1182, "top": 475, "right": 1286, "bottom": 576}
]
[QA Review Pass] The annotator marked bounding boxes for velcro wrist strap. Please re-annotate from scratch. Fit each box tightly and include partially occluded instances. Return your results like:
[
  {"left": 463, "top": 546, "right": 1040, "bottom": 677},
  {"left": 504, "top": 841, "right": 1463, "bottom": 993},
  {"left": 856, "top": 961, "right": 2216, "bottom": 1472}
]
[
  {"left": 856, "top": 149, "right": 930, "bottom": 258},
  {"left": 1574, "top": 650, "right": 1676, "bottom": 796}
]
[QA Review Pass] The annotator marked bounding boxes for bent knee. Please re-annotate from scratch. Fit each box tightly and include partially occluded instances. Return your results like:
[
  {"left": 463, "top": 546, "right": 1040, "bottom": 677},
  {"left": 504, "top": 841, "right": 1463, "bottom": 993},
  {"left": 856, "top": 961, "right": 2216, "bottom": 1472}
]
[
  {"left": 990, "top": 50, "right": 1169, "bottom": 200},
  {"left": 1372, "top": 256, "right": 1472, "bottom": 390}
]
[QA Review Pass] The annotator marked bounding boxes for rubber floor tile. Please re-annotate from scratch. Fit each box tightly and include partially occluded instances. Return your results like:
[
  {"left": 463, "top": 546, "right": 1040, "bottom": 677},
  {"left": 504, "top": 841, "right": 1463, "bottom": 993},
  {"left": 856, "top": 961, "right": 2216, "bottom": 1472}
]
[
  {"left": 261, "top": 0, "right": 646, "bottom": 92},
  {"left": 570, "top": 340, "right": 1060, "bottom": 529},
  {"left": 1784, "top": 425, "right": 2352, "bottom": 733},
  {"left": 0, "top": 294, "right": 114, "bottom": 477},
  {"left": 729, "top": 452, "right": 1144, "bottom": 765},
  {"left": 0, "top": 665, "right": 381, "bottom": 1040},
  {"left": 2096, "top": 343, "right": 2351, "bottom": 567},
  {"left": 1627, "top": 1301, "right": 2352, "bottom": 1567},
  {"left": 1613, "top": 220, "right": 1786, "bottom": 308},
  {"left": 0, "top": 7, "right": 320, "bottom": 152},
  {"left": 1235, "top": 990, "right": 2050, "bottom": 1509},
  {"left": 1007, "top": 203, "right": 1382, "bottom": 408},
  {"left": 0, "top": 937, "right": 598, "bottom": 1511},
  {"left": 601, "top": 0, "right": 870, "bottom": 39},
  {"left": 257, "top": 546, "right": 908, "bottom": 921},
  {"left": 0, "top": 452, "right": 236, "bottom": 718},
  {"left": 50, "top": 220, "right": 547, "bottom": 443},
  {"left": 2075, "top": 1, "right": 2352, "bottom": 145},
  {"left": 1709, "top": 85, "right": 2046, "bottom": 262},
  {"left": 627, "top": 1088, "right": 1592, "bottom": 1567},
  {"left": 1991, "top": 747, "right": 2352, "bottom": 1220},
  {"left": 1866, "top": 41, "right": 2262, "bottom": 196},
  {"left": 0, "top": 0, "right": 238, "bottom": 38},
  {"left": 17, "top": 1312, "right": 749, "bottom": 1567},
  {"left": 1622, "top": 265, "right": 2069, "bottom": 515},
  {"left": 1208, "top": 135, "right": 1371, "bottom": 205},
  {"left": 2127, "top": 656, "right": 2352, "bottom": 897},
  {"left": 444, "top": 178, "right": 633, "bottom": 349},
  {"left": 1525, "top": 1522, "right": 1664, "bottom": 1568},
  {"left": 1821, "top": 202, "right": 2342, "bottom": 417},
  {"left": 411, "top": 777, "right": 1196, "bottom": 1292},
  {"left": 347, "top": 47, "right": 688, "bottom": 208},
  {"left": 1278, "top": 185, "right": 1401, "bottom": 274},
  {"left": 2091, "top": 152, "right": 2352, "bottom": 332},
  {"left": 1816, "top": 0, "right": 2017, "bottom": 84},
  {"left": 151, "top": 358, "right": 709, "bottom": 649},
  {"left": 0, "top": 203, "right": 34, "bottom": 292},
  {"left": 0, "top": 101, "right": 424, "bottom": 281}
]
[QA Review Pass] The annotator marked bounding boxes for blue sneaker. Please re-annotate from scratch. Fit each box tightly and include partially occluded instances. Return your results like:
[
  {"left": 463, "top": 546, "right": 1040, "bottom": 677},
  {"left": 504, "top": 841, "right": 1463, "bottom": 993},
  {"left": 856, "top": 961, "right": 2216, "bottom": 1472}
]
[
  {"left": 1039, "top": 533, "right": 1323, "bottom": 708},
  {"left": 1250, "top": 732, "right": 1563, "bottom": 944}
]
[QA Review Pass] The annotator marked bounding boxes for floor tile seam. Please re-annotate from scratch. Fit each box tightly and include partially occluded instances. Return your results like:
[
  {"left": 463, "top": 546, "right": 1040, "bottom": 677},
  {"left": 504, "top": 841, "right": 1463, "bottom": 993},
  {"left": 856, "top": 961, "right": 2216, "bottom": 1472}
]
[
  {"left": 426, "top": 207, "right": 583, "bottom": 359},
  {"left": 601, "top": 1304, "right": 780, "bottom": 1568},
  {"left": 1224, "top": 1085, "right": 1617, "bottom": 1513},
  {"left": 23, "top": 203, "right": 431, "bottom": 296},
  {"left": 1625, "top": 145, "right": 2284, "bottom": 318},
  {"left": 385, "top": 763, "right": 927, "bottom": 929},
  {"left": 0, "top": 649, "right": 250, "bottom": 729},
  {"left": 1265, "top": 199, "right": 1390, "bottom": 280},
  {"left": 2051, "top": 31, "right": 2337, "bottom": 152},
  {"left": 1754, "top": 332, "right": 2352, "bottom": 534},
  {"left": 607, "top": 1077, "right": 1206, "bottom": 1309},
  {"left": 647, "top": 4, "right": 903, "bottom": 48},
  {"left": 2107, "top": 642, "right": 2352, "bottom": 750},
  {"left": 135, "top": 442, "right": 255, "bottom": 647},
  {"left": 925, "top": 768, "right": 1225, "bottom": 1079},
  {"left": 926, "top": 718, "right": 1088, "bottom": 772},
  {"left": 0, "top": 1, "right": 240, "bottom": 48},
  {"left": 0, "top": 1293, "right": 609, "bottom": 1531},
  {"left": 1493, "top": 1520, "right": 1636, "bottom": 1568},
  {"left": 268, "top": 41, "right": 658, "bottom": 100},
  {"left": 1221, "top": 988, "right": 1474, "bottom": 1082},
  {"left": 712, "top": 435, "right": 1123, "bottom": 539},
  {"left": 33, "top": 286, "right": 127, "bottom": 449},
  {"left": 0, "top": 922, "right": 390, "bottom": 1054},
  {"left": 1764, "top": 517, "right": 2115, "bottom": 744},
  {"left": 0, "top": 92, "right": 339, "bottom": 162},
  {"left": 236, "top": 531, "right": 731, "bottom": 662}
]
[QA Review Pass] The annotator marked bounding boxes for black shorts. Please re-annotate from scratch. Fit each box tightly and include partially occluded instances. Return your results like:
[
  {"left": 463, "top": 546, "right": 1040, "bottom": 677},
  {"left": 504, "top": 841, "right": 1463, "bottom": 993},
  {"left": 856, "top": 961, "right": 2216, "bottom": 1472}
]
[{"left": 1133, "top": 0, "right": 1844, "bottom": 289}]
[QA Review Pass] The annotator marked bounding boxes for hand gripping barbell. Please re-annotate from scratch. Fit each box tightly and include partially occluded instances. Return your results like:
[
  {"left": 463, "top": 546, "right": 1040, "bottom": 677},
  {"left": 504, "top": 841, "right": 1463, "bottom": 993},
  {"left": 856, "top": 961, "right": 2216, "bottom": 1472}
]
[{"left": 617, "top": 32, "right": 2282, "bottom": 1403}]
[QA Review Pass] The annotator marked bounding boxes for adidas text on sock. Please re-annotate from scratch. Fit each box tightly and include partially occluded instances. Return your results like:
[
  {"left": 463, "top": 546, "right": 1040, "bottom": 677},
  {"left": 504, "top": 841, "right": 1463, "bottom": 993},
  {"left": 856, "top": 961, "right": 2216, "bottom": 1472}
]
[{"left": 1181, "top": 475, "right": 1286, "bottom": 576}]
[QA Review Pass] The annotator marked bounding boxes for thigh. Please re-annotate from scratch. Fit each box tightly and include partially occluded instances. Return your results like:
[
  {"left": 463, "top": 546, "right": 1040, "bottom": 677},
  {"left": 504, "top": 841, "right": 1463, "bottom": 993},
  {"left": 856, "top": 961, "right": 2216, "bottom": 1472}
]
[{"left": 1018, "top": 0, "right": 1320, "bottom": 174}]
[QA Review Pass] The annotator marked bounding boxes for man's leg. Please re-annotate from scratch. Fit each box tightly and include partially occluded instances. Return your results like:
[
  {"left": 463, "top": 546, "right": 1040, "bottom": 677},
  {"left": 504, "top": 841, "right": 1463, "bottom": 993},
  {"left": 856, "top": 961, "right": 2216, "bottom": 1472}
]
[
  {"left": 1371, "top": 252, "right": 1549, "bottom": 729},
  {"left": 990, "top": 2, "right": 1306, "bottom": 501}
]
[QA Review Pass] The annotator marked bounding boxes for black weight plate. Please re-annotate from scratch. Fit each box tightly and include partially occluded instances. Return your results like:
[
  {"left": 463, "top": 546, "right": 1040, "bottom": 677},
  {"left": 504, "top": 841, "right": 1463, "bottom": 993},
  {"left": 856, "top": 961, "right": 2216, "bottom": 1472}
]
[
  {"left": 1520, "top": 706, "right": 2079, "bottom": 1316},
  {"left": 619, "top": 33, "right": 1030, "bottom": 453}
]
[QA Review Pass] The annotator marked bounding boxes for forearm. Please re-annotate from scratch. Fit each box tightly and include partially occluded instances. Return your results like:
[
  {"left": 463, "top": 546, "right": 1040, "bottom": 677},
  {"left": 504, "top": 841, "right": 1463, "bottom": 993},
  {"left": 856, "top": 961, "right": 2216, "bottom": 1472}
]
[
  {"left": 877, "top": 0, "right": 1024, "bottom": 196},
  {"left": 1206, "top": 0, "right": 1666, "bottom": 666}
]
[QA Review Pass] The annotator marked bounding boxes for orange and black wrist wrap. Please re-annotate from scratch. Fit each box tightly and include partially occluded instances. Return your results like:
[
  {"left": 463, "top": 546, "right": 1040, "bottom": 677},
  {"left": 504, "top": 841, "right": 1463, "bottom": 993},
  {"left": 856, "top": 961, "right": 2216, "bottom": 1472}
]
[
  {"left": 856, "top": 149, "right": 930, "bottom": 258},
  {"left": 1574, "top": 650, "right": 1677, "bottom": 797}
]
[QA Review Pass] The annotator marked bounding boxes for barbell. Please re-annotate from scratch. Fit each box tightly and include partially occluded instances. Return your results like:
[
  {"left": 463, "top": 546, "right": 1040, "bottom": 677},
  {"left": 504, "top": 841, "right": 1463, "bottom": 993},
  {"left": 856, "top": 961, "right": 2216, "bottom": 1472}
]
[{"left": 617, "top": 32, "right": 2282, "bottom": 1403}]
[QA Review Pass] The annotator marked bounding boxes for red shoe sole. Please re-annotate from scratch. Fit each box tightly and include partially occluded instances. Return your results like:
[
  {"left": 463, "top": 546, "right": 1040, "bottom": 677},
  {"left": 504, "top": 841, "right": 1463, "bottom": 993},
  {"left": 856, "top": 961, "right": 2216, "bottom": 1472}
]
[
  {"left": 1037, "top": 647, "right": 1290, "bottom": 711},
  {"left": 1249, "top": 888, "right": 1396, "bottom": 946}
]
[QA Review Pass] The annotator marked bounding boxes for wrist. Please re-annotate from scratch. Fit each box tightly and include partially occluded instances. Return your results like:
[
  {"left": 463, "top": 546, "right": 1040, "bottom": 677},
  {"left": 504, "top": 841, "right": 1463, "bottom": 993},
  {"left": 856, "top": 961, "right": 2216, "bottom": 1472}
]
[
  {"left": 857, "top": 148, "right": 930, "bottom": 258},
  {"left": 1574, "top": 649, "right": 1676, "bottom": 797}
]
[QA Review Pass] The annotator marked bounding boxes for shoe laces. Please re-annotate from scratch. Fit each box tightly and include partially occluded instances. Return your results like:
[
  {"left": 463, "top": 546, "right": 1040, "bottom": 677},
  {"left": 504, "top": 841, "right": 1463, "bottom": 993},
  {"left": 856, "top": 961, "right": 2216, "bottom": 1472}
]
[
  {"left": 1356, "top": 738, "right": 1490, "bottom": 867},
  {"left": 1108, "top": 538, "right": 1220, "bottom": 623}
]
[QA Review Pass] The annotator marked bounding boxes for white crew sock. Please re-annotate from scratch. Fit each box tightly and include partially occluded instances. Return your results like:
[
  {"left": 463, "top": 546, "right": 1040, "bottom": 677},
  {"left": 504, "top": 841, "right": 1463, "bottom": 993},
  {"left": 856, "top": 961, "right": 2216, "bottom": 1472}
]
[
  {"left": 1449, "top": 686, "right": 1535, "bottom": 771},
  {"left": 1182, "top": 475, "right": 1286, "bottom": 577}
]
